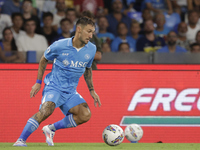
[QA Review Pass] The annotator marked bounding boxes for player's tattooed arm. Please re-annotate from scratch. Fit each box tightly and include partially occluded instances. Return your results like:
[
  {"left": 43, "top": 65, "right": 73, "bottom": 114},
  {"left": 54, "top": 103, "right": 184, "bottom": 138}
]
[
  {"left": 30, "top": 55, "right": 48, "bottom": 98},
  {"left": 37, "top": 55, "right": 48, "bottom": 80},
  {"left": 84, "top": 67, "right": 94, "bottom": 91},
  {"left": 84, "top": 68, "right": 101, "bottom": 107}
]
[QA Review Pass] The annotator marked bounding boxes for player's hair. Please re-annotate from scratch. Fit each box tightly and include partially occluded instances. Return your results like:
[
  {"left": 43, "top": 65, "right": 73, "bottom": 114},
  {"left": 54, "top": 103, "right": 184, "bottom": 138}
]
[
  {"left": 60, "top": 18, "right": 72, "bottom": 25},
  {"left": 76, "top": 17, "right": 95, "bottom": 27},
  {"left": 2, "top": 27, "right": 18, "bottom": 51},
  {"left": 42, "top": 12, "right": 53, "bottom": 20},
  {"left": 81, "top": 10, "right": 95, "bottom": 20},
  {"left": 11, "top": 12, "right": 23, "bottom": 20}
]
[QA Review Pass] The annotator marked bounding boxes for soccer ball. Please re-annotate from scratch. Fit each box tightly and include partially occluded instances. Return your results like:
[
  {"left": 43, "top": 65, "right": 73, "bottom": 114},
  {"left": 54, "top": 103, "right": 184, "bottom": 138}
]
[
  {"left": 102, "top": 124, "right": 124, "bottom": 146},
  {"left": 124, "top": 124, "right": 143, "bottom": 142}
]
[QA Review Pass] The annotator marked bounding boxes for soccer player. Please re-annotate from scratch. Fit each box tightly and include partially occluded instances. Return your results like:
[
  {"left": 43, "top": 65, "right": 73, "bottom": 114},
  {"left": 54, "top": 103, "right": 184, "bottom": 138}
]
[{"left": 13, "top": 16, "right": 101, "bottom": 147}]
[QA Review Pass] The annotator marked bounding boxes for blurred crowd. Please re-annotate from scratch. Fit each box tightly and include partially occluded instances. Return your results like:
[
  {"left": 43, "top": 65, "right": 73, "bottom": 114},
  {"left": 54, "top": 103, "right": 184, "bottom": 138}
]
[{"left": 1, "top": 0, "right": 200, "bottom": 64}]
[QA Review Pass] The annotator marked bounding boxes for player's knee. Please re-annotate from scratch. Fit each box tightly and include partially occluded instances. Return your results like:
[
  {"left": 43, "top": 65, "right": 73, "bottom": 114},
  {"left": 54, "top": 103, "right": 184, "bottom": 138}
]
[{"left": 79, "top": 109, "right": 91, "bottom": 123}]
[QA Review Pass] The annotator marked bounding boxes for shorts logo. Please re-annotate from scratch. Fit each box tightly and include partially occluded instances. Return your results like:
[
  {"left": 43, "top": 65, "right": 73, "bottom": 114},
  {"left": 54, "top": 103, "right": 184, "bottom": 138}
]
[
  {"left": 84, "top": 54, "right": 90, "bottom": 60},
  {"left": 63, "top": 59, "right": 70, "bottom": 66},
  {"left": 48, "top": 94, "right": 54, "bottom": 99}
]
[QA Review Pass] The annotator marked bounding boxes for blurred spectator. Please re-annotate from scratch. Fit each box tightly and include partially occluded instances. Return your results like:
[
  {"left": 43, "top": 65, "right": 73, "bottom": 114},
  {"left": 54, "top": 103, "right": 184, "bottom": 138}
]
[
  {"left": 0, "top": 27, "right": 25, "bottom": 63},
  {"left": 0, "top": 4, "right": 12, "bottom": 41},
  {"left": 56, "top": 18, "right": 71, "bottom": 40},
  {"left": 22, "top": 0, "right": 41, "bottom": 34},
  {"left": 186, "top": 10, "right": 200, "bottom": 43},
  {"left": 101, "top": 42, "right": 111, "bottom": 53},
  {"left": 65, "top": 8, "right": 77, "bottom": 33},
  {"left": 21, "top": 0, "right": 38, "bottom": 16},
  {"left": 143, "top": 0, "right": 173, "bottom": 15},
  {"left": 65, "top": 0, "right": 74, "bottom": 8},
  {"left": 97, "top": 16, "right": 115, "bottom": 45},
  {"left": 1, "top": 0, "right": 21, "bottom": 16},
  {"left": 196, "top": 30, "right": 200, "bottom": 45},
  {"left": 128, "top": 20, "right": 141, "bottom": 51},
  {"left": 154, "top": 12, "right": 170, "bottom": 38},
  {"left": 171, "top": 0, "right": 187, "bottom": 21},
  {"left": 74, "top": 0, "right": 104, "bottom": 17},
  {"left": 106, "top": 0, "right": 132, "bottom": 36},
  {"left": 163, "top": 12, "right": 181, "bottom": 31},
  {"left": 52, "top": 0, "right": 66, "bottom": 30},
  {"left": 188, "top": 0, "right": 200, "bottom": 12},
  {"left": 157, "top": 31, "right": 187, "bottom": 53},
  {"left": 118, "top": 42, "right": 130, "bottom": 53},
  {"left": 16, "top": 18, "right": 48, "bottom": 60},
  {"left": 11, "top": 13, "right": 26, "bottom": 40},
  {"left": 176, "top": 22, "right": 190, "bottom": 50},
  {"left": 41, "top": 12, "right": 58, "bottom": 46},
  {"left": 136, "top": 19, "right": 165, "bottom": 52},
  {"left": 190, "top": 43, "right": 200, "bottom": 53},
  {"left": 42, "top": 0, "right": 57, "bottom": 14},
  {"left": 123, "top": 0, "right": 137, "bottom": 15},
  {"left": 140, "top": 8, "right": 152, "bottom": 31},
  {"left": 111, "top": 22, "right": 136, "bottom": 52}
]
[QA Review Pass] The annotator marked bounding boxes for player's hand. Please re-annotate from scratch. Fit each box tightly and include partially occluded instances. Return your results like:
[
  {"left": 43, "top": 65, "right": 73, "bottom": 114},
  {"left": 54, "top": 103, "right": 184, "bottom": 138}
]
[
  {"left": 30, "top": 83, "right": 41, "bottom": 98},
  {"left": 90, "top": 90, "right": 101, "bottom": 107}
]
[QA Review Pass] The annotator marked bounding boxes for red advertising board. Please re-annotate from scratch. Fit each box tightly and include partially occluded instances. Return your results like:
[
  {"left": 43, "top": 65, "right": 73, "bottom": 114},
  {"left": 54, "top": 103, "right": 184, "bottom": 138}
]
[{"left": 0, "top": 64, "right": 200, "bottom": 143}]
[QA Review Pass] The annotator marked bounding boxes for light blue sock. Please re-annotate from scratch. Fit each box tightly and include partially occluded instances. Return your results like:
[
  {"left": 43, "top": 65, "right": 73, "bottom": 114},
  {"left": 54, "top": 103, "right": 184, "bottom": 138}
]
[
  {"left": 51, "top": 114, "right": 77, "bottom": 131},
  {"left": 19, "top": 118, "right": 39, "bottom": 141}
]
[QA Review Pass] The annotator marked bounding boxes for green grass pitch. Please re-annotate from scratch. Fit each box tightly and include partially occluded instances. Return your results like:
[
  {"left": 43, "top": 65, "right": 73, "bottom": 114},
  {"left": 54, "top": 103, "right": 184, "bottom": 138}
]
[{"left": 1, "top": 143, "right": 200, "bottom": 150}]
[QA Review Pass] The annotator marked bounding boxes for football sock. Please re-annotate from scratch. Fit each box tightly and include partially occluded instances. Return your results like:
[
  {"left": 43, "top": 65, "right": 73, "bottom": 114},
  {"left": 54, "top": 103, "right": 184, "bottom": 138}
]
[
  {"left": 19, "top": 118, "right": 39, "bottom": 141},
  {"left": 51, "top": 114, "right": 77, "bottom": 131}
]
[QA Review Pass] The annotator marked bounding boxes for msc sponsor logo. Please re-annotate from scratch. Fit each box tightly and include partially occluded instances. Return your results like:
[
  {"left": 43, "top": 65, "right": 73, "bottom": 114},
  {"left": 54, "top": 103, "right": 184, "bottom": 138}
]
[
  {"left": 128, "top": 88, "right": 200, "bottom": 111},
  {"left": 70, "top": 60, "right": 88, "bottom": 68}
]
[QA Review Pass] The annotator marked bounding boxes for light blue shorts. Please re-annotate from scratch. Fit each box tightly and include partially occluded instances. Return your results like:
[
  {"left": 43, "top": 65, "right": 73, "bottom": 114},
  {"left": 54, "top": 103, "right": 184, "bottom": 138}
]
[{"left": 39, "top": 85, "right": 86, "bottom": 115}]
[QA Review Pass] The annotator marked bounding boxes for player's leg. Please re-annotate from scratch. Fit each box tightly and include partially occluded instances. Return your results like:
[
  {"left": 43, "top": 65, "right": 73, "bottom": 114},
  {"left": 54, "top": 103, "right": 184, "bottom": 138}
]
[
  {"left": 13, "top": 101, "right": 55, "bottom": 147},
  {"left": 69, "top": 102, "right": 91, "bottom": 125},
  {"left": 44, "top": 92, "right": 90, "bottom": 138},
  {"left": 14, "top": 87, "right": 60, "bottom": 147},
  {"left": 48, "top": 102, "right": 91, "bottom": 131}
]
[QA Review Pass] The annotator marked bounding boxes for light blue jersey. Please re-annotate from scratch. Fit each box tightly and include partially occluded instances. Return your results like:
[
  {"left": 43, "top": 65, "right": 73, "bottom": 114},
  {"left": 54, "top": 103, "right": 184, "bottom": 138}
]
[{"left": 44, "top": 37, "right": 96, "bottom": 93}]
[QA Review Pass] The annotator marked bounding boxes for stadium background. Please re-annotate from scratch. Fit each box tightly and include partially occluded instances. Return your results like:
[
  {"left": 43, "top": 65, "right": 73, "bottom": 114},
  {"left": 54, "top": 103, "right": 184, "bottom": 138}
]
[{"left": 1, "top": 64, "right": 200, "bottom": 143}]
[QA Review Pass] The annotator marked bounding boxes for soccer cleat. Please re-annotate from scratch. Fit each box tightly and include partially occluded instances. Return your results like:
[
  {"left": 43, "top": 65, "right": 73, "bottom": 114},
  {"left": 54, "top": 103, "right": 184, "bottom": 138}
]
[
  {"left": 13, "top": 139, "right": 27, "bottom": 147},
  {"left": 42, "top": 125, "right": 55, "bottom": 146}
]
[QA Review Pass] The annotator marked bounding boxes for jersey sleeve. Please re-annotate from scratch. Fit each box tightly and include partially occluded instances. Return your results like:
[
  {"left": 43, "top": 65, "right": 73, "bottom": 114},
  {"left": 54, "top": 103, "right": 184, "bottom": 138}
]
[{"left": 44, "top": 42, "right": 58, "bottom": 61}]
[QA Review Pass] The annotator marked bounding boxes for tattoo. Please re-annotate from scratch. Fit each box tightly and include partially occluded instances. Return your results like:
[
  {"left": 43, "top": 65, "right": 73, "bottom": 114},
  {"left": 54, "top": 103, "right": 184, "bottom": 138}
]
[
  {"left": 37, "top": 56, "right": 48, "bottom": 80},
  {"left": 32, "top": 101, "right": 55, "bottom": 124},
  {"left": 84, "top": 67, "right": 94, "bottom": 91}
]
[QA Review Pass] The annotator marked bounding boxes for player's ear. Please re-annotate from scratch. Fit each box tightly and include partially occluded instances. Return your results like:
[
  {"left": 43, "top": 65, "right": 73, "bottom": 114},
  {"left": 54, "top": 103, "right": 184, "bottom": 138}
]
[{"left": 76, "top": 25, "right": 82, "bottom": 33}]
